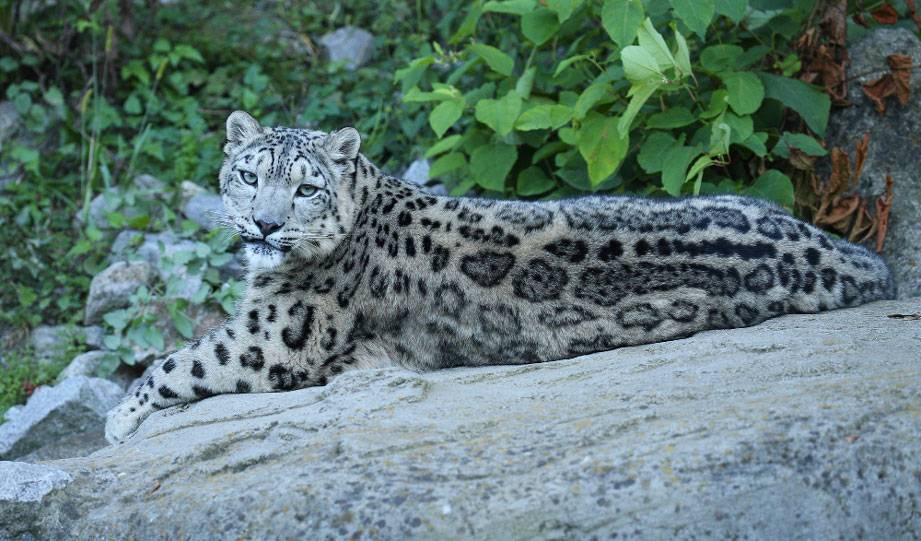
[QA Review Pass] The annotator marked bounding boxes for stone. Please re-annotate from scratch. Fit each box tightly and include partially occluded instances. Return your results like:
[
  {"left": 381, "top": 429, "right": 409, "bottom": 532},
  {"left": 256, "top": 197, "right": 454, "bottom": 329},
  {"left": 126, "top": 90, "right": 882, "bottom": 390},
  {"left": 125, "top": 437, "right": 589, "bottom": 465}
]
[
  {"left": 401, "top": 158, "right": 430, "bottom": 186},
  {"left": 134, "top": 231, "right": 203, "bottom": 300},
  {"left": 30, "top": 325, "right": 106, "bottom": 363},
  {"left": 825, "top": 27, "right": 921, "bottom": 298},
  {"left": 182, "top": 191, "right": 224, "bottom": 231},
  {"left": 0, "top": 100, "right": 20, "bottom": 148},
  {"left": 7, "top": 299, "right": 921, "bottom": 539},
  {"left": 84, "top": 261, "right": 154, "bottom": 325},
  {"left": 121, "top": 300, "right": 225, "bottom": 367},
  {"left": 109, "top": 229, "right": 144, "bottom": 259},
  {"left": 132, "top": 173, "right": 166, "bottom": 192},
  {"left": 74, "top": 190, "right": 146, "bottom": 230},
  {"left": 0, "top": 376, "right": 122, "bottom": 460},
  {"left": 180, "top": 179, "right": 207, "bottom": 203},
  {"left": 319, "top": 26, "right": 375, "bottom": 70},
  {"left": 57, "top": 351, "right": 114, "bottom": 381},
  {"left": 0, "top": 461, "right": 72, "bottom": 539}
]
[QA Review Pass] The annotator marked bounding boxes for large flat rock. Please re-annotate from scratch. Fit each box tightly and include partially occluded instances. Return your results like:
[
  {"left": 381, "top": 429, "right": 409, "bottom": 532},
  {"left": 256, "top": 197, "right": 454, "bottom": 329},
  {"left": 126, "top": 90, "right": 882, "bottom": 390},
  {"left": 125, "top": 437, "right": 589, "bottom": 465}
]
[{"left": 5, "top": 299, "right": 920, "bottom": 540}]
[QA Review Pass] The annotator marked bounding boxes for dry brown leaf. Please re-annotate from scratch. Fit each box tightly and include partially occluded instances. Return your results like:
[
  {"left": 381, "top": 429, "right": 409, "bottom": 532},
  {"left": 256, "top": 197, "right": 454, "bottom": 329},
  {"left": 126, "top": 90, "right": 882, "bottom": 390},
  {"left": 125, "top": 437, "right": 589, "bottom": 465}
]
[
  {"left": 872, "top": 3, "right": 900, "bottom": 24},
  {"left": 798, "top": 0, "right": 849, "bottom": 105},
  {"left": 862, "top": 54, "right": 914, "bottom": 114},
  {"left": 875, "top": 175, "right": 894, "bottom": 252},
  {"left": 827, "top": 147, "right": 852, "bottom": 194},
  {"left": 820, "top": 194, "right": 861, "bottom": 227},
  {"left": 907, "top": 0, "right": 921, "bottom": 30},
  {"left": 853, "top": 133, "right": 870, "bottom": 187}
]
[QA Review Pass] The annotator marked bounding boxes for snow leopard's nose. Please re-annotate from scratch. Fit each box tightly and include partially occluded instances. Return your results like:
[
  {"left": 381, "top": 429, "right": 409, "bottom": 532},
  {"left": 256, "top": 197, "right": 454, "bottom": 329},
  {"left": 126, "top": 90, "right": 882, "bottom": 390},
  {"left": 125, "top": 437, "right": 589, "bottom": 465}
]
[{"left": 255, "top": 219, "right": 284, "bottom": 237}]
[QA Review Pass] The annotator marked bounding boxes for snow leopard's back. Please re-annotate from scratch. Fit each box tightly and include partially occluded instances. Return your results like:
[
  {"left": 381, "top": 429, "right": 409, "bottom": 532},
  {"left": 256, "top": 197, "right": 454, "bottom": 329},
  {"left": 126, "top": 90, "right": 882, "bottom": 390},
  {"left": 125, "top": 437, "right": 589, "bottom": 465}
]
[{"left": 353, "top": 183, "right": 895, "bottom": 369}]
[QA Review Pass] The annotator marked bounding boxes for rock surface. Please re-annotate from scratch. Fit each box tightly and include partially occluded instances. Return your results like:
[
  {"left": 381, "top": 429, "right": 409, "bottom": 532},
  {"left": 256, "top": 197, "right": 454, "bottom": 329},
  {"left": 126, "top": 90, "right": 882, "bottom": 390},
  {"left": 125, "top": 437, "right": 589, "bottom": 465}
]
[
  {"left": 0, "top": 461, "right": 73, "bottom": 539},
  {"left": 182, "top": 191, "right": 224, "bottom": 231},
  {"left": 0, "top": 376, "right": 122, "bottom": 460},
  {"left": 83, "top": 260, "right": 154, "bottom": 325},
  {"left": 826, "top": 27, "right": 921, "bottom": 298},
  {"left": 57, "top": 351, "right": 114, "bottom": 381},
  {"left": 319, "top": 26, "right": 374, "bottom": 70},
  {"left": 5, "top": 299, "right": 920, "bottom": 539},
  {"left": 29, "top": 324, "right": 105, "bottom": 363}
]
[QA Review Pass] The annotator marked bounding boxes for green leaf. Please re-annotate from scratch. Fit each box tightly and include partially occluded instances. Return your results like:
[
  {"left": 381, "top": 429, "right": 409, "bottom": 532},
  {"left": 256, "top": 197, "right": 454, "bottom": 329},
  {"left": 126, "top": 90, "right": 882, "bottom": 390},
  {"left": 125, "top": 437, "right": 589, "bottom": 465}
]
[
  {"left": 601, "top": 0, "right": 644, "bottom": 48},
  {"left": 578, "top": 114, "right": 628, "bottom": 186},
  {"left": 450, "top": 3, "right": 483, "bottom": 44},
  {"left": 394, "top": 56, "right": 435, "bottom": 93},
  {"left": 741, "top": 132, "right": 768, "bottom": 157},
  {"left": 429, "top": 152, "right": 467, "bottom": 177},
  {"left": 521, "top": 8, "right": 560, "bottom": 46},
  {"left": 574, "top": 83, "right": 612, "bottom": 120},
  {"left": 722, "top": 72, "right": 764, "bottom": 115},
  {"left": 661, "top": 145, "right": 701, "bottom": 196},
  {"left": 43, "top": 87, "right": 64, "bottom": 108},
  {"left": 636, "top": 18, "right": 675, "bottom": 70},
  {"left": 638, "top": 131, "right": 678, "bottom": 173},
  {"left": 516, "top": 166, "right": 557, "bottom": 195},
  {"left": 621, "top": 46, "right": 662, "bottom": 84},
  {"left": 171, "top": 309, "right": 195, "bottom": 339},
  {"left": 516, "top": 66, "right": 537, "bottom": 98},
  {"left": 469, "top": 43, "right": 515, "bottom": 76},
  {"left": 646, "top": 106, "right": 695, "bottom": 129},
  {"left": 475, "top": 91, "right": 523, "bottom": 136},
  {"left": 672, "top": 29, "right": 692, "bottom": 79},
  {"left": 744, "top": 169, "right": 794, "bottom": 207},
  {"left": 759, "top": 73, "right": 831, "bottom": 136},
  {"left": 700, "top": 44, "right": 743, "bottom": 73},
  {"left": 124, "top": 94, "right": 141, "bottom": 115},
  {"left": 515, "top": 104, "right": 573, "bottom": 131},
  {"left": 483, "top": 0, "right": 536, "bottom": 14},
  {"left": 670, "top": 0, "right": 714, "bottom": 38},
  {"left": 546, "top": 0, "right": 584, "bottom": 22},
  {"left": 553, "top": 54, "right": 589, "bottom": 77},
  {"left": 773, "top": 132, "right": 828, "bottom": 158},
  {"left": 429, "top": 100, "right": 465, "bottom": 138},
  {"left": 618, "top": 83, "right": 658, "bottom": 137},
  {"left": 470, "top": 143, "right": 518, "bottom": 191},
  {"left": 425, "top": 135, "right": 464, "bottom": 158},
  {"left": 715, "top": 0, "right": 748, "bottom": 22}
]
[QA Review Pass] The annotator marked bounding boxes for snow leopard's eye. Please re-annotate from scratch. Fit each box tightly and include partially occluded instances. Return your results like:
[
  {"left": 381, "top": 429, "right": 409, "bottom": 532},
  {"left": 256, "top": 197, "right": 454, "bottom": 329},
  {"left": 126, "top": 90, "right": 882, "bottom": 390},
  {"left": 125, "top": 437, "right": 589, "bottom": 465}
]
[
  {"left": 296, "top": 184, "right": 319, "bottom": 198},
  {"left": 238, "top": 170, "right": 258, "bottom": 186}
]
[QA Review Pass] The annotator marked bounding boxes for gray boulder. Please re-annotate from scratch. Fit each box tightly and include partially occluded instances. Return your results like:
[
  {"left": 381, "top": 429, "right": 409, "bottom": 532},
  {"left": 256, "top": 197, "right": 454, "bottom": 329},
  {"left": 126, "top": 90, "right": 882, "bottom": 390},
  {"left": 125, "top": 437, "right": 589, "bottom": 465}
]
[
  {"left": 0, "top": 100, "right": 23, "bottom": 189},
  {"left": 57, "top": 350, "right": 114, "bottom": 381},
  {"left": 182, "top": 191, "right": 224, "bottom": 231},
  {"left": 319, "top": 26, "right": 375, "bottom": 70},
  {"left": 133, "top": 231, "right": 203, "bottom": 300},
  {"left": 132, "top": 173, "right": 166, "bottom": 192},
  {"left": 6, "top": 299, "right": 921, "bottom": 539},
  {"left": 0, "top": 462, "right": 73, "bottom": 539},
  {"left": 402, "top": 158, "right": 430, "bottom": 186},
  {"left": 29, "top": 325, "right": 105, "bottom": 363},
  {"left": 826, "top": 27, "right": 921, "bottom": 298},
  {"left": 0, "top": 376, "right": 122, "bottom": 460},
  {"left": 83, "top": 260, "right": 154, "bottom": 325},
  {"left": 75, "top": 191, "right": 147, "bottom": 230}
]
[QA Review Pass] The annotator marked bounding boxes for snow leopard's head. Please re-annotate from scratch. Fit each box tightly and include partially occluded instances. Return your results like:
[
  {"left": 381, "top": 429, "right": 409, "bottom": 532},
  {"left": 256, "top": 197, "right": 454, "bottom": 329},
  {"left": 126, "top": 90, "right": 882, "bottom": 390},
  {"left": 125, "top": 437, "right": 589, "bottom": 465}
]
[{"left": 218, "top": 111, "right": 360, "bottom": 271}]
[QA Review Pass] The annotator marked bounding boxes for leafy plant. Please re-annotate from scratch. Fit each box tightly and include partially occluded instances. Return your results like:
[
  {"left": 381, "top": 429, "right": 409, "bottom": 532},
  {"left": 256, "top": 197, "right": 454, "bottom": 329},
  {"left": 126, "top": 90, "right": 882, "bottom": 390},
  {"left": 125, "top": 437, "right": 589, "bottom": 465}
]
[{"left": 398, "top": 0, "right": 833, "bottom": 207}]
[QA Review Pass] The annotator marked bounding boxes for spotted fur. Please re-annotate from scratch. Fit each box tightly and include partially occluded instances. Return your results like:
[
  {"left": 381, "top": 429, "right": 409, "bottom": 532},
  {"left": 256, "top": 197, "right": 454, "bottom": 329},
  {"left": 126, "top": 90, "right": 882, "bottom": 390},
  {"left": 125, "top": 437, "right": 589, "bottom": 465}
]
[{"left": 104, "top": 111, "right": 895, "bottom": 443}]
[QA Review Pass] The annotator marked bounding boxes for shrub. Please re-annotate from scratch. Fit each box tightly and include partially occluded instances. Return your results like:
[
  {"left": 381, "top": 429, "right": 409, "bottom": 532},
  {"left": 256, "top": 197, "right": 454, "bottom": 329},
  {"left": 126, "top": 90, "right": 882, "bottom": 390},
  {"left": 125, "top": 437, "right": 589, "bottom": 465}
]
[{"left": 398, "top": 0, "right": 833, "bottom": 206}]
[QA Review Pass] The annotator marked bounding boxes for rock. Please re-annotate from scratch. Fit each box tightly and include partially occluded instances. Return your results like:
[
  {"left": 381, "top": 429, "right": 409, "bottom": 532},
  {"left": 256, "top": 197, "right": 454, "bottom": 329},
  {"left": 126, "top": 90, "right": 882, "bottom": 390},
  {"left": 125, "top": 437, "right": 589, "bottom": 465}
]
[
  {"left": 182, "top": 191, "right": 224, "bottom": 231},
  {"left": 122, "top": 301, "right": 225, "bottom": 366},
  {"left": 57, "top": 351, "right": 115, "bottom": 381},
  {"left": 402, "top": 158, "right": 430, "bottom": 186},
  {"left": 9, "top": 299, "right": 921, "bottom": 539},
  {"left": 0, "top": 101, "right": 20, "bottom": 148},
  {"left": 825, "top": 27, "right": 921, "bottom": 298},
  {"left": 30, "top": 325, "right": 106, "bottom": 364},
  {"left": 109, "top": 229, "right": 144, "bottom": 259},
  {"left": 0, "top": 101, "right": 23, "bottom": 190},
  {"left": 0, "top": 376, "right": 122, "bottom": 460},
  {"left": 134, "top": 231, "right": 203, "bottom": 300},
  {"left": 83, "top": 261, "right": 154, "bottom": 325},
  {"left": 132, "top": 173, "right": 166, "bottom": 192},
  {"left": 0, "top": 462, "right": 72, "bottom": 539},
  {"left": 3, "top": 406, "right": 22, "bottom": 423},
  {"left": 180, "top": 179, "right": 207, "bottom": 204},
  {"left": 319, "top": 26, "right": 375, "bottom": 70}
]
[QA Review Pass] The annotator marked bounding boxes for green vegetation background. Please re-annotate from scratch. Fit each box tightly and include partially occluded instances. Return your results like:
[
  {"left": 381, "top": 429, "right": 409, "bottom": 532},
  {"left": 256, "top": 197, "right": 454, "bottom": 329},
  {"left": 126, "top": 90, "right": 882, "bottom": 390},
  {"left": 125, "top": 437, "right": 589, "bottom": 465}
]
[{"left": 0, "top": 0, "right": 911, "bottom": 415}]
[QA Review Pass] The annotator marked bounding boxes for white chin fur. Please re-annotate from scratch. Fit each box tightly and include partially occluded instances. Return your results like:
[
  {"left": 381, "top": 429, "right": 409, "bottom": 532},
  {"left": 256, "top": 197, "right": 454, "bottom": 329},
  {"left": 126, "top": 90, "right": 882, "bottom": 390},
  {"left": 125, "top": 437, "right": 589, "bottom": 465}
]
[{"left": 245, "top": 243, "right": 286, "bottom": 270}]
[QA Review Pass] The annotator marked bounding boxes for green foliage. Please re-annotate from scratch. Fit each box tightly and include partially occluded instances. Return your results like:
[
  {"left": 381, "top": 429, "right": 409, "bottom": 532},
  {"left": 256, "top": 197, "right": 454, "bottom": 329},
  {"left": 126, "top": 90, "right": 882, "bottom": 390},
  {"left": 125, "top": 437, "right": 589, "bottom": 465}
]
[{"left": 398, "top": 0, "right": 833, "bottom": 203}]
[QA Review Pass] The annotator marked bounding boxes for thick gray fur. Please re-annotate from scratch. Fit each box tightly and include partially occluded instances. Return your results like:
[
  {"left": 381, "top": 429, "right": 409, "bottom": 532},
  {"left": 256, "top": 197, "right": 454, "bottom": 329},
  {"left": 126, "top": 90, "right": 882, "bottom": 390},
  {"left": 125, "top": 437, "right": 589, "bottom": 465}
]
[{"left": 104, "top": 112, "right": 895, "bottom": 443}]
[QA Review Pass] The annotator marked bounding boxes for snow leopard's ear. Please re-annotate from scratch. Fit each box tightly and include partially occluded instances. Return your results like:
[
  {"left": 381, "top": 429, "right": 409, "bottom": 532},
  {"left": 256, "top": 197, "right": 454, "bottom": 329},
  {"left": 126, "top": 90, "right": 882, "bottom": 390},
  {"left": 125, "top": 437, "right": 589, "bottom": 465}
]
[
  {"left": 324, "top": 127, "right": 361, "bottom": 164},
  {"left": 224, "top": 111, "right": 262, "bottom": 155}
]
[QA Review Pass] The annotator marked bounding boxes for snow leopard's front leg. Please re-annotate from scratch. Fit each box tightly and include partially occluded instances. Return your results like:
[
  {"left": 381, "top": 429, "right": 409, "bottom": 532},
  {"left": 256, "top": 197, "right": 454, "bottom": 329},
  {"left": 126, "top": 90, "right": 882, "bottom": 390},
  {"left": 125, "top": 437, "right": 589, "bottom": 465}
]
[{"left": 104, "top": 319, "right": 322, "bottom": 444}]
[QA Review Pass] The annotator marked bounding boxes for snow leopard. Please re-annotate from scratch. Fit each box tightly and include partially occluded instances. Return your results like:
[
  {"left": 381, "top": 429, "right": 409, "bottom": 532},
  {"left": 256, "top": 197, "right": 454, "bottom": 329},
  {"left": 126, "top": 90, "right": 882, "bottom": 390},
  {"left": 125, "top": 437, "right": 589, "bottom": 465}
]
[{"left": 105, "top": 111, "right": 895, "bottom": 443}]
